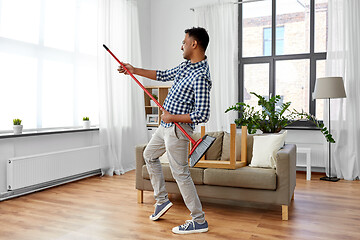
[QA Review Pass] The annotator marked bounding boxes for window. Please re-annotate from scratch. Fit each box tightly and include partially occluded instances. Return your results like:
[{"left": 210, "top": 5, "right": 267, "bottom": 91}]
[
  {"left": 264, "top": 26, "right": 284, "bottom": 56},
  {"left": 263, "top": 28, "right": 272, "bottom": 56},
  {"left": 243, "top": 63, "right": 269, "bottom": 108},
  {"left": 0, "top": 0, "right": 99, "bottom": 130},
  {"left": 239, "top": 0, "right": 328, "bottom": 121}
]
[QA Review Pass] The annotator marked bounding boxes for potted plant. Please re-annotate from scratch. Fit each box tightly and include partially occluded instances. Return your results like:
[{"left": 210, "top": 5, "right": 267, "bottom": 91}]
[
  {"left": 83, "top": 117, "right": 90, "bottom": 129},
  {"left": 13, "top": 119, "right": 23, "bottom": 134},
  {"left": 151, "top": 94, "right": 158, "bottom": 107},
  {"left": 225, "top": 92, "right": 334, "bottom": 143}
]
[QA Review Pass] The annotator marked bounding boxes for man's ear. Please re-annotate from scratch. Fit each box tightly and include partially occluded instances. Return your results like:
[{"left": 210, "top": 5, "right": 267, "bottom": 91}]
[{"left": 192, "top": 40, "right": 198, "bottom": 49}]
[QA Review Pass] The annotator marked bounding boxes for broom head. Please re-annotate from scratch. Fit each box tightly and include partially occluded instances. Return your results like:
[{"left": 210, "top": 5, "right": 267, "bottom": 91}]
[{"left": 189, "top": 134, "right": 216, "bottom": 167}]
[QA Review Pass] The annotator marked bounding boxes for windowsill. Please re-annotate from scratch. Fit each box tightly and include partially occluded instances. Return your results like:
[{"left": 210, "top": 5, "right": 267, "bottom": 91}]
[
  {"left": 284, "top": 120, "right": 321, "bottom": 131},
  {"left": 0, "top": 127, "right": 99, "bottom": 139},
  {"left": 284, "top": 125, "right": 320, "bottom": 131},
  {"left": 235, "top": 120, "right": 322, "bottom": 131}
]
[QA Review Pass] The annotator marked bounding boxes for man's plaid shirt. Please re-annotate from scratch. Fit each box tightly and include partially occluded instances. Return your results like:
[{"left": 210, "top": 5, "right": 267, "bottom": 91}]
[{"left": 156, "top": 57, "right": 211, "bottom": 129}]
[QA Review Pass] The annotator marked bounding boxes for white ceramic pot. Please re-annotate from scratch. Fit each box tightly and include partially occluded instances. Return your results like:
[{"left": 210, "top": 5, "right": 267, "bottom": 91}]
[
  {"left": 13, "top": 125, "right": 23, "bottom": 134},
  {"left": 151, "top": 100, "right": 157, "bottom": 107},
  {"left": 83, "top": 120, "right": 91, "bottom": 129}
]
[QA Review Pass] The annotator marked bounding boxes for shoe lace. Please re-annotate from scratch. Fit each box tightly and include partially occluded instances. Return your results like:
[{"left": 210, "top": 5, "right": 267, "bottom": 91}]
[{"left": 180, "top": 220, "right": 195, "bottom": 230}]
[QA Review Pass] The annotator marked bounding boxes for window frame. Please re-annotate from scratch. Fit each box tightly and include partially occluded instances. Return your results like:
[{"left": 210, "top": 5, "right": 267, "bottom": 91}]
[{"left": 238, "top": 0, "right": 327, "bottom": 124}]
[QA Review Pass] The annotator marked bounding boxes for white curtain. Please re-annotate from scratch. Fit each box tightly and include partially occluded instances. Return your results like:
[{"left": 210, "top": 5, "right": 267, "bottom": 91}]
[
  {"left": 325, "top": 0, "right": 360, "bottom": 180},
  {"left": 194, "top": 2, "right": 238, "bottom": 132},
  {"left": 98, "top": 0, "right": 147, "bottom": 175}
]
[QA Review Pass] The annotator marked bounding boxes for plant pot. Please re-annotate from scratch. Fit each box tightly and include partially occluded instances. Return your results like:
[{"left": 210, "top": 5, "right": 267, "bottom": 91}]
[
  {"left": 83, "top": 120, "right": 91, "bottom": 129},
  {"left": 150, "top": 100, "right": 157, "bottom": 107},
  {"left": 13, "top": 125, "right": 23, "bottom": 134}
]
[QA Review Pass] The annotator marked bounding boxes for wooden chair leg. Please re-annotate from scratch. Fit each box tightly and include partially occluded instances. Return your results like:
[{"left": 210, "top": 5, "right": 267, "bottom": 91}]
[
  {"left": 137, "top": 189, "right": 143, "bottom": 203},
  {"left": 282, "top": 205, "right": 288, "bottom": 220}
]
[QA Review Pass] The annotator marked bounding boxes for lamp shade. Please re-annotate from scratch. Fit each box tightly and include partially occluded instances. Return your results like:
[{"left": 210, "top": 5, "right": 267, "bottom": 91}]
[{"left": 313, "top": 77, "right": 347, "bottom": 99}]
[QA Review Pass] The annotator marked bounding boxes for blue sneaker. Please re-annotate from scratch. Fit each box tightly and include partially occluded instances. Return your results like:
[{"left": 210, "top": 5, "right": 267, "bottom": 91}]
[
  {"left": 172, "top": 220, "right": 208, "bottom": 234},
  {"left": 149, "top": 200, "right": 173, "bottom": 221}
]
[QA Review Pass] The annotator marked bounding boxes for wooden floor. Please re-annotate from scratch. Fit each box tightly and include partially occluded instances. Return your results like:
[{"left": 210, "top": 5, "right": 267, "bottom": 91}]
[{"left": 1, "top": 171, "right": 360, "bottom": 240}]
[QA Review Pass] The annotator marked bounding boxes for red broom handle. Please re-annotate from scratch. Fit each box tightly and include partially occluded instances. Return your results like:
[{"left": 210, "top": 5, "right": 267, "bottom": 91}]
[{"left": 103, "top": 44, "right": 196, "bottom": 145}]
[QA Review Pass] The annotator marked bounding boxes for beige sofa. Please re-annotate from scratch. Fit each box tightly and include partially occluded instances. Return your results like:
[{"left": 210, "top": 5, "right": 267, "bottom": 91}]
[{"left": 135, "top": 131, "right": 296, "bottom": 220}]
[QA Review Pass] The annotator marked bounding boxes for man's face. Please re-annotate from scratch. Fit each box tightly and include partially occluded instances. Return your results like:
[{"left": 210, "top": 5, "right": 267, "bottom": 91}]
[{"left": 181, "top": 33, "right": 194, "bottom": 60}]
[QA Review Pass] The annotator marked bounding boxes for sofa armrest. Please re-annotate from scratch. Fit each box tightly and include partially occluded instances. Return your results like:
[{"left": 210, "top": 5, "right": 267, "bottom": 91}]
[
  {"left": 135, "top": 144, "right": 147, "bottom": 190},
  {"left": 275, "top": 144, "right": 297, "bottom": 204}
]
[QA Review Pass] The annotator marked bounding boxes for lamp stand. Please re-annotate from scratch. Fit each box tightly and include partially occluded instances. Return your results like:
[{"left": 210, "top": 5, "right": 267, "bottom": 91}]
[{"left": 320, "top": 98, "right": 340, "bottom": 182}]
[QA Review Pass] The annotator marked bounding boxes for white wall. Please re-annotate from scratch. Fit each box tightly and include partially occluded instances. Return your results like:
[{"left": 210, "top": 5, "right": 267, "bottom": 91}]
[
  {"left": 135, "top": 0, "right": 220, "bottom": 87},
  {"left": 150, "top": 0, "right": 218, "bottom": 70},
  {"left": 137, "top": 0, "right": 219, "bottom": 85}
]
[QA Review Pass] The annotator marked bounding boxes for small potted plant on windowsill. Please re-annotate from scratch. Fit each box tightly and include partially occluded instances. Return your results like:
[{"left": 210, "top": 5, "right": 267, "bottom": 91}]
[
  {"left": 151, "top": 94, "right": 158, "bottom": 107},
  {"left": 83, "top": 117, "right": 90, "bottom": 129},
  {"left": 13, "top": 119, "right": 23, "bottom": 135}
]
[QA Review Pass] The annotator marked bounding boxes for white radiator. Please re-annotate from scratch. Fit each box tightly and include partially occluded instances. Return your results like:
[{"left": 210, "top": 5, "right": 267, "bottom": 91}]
[{"left": 7, "top": 145, "right": 100, "bottom": 191}]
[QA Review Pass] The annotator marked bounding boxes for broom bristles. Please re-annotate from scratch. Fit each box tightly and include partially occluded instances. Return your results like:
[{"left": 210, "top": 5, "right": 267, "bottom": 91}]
[{"left": 189, "top": 135, "right": 216, "bottom": 167}]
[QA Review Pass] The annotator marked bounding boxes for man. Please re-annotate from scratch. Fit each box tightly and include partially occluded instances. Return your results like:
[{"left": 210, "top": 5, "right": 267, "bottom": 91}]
[{"left": 118, "top": 27, "right": 211, "bottom": 234}]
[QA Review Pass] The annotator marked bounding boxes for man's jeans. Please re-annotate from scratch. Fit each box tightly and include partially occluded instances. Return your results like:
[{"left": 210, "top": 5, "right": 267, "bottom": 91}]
[{"left": 143, "top": 124, "right": 205, "bottom": 224}]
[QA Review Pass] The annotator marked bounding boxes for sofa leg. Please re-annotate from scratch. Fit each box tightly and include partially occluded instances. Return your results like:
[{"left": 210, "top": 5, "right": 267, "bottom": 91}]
[
  {"left": 137, "top": 190, "right": 143, "bottom": 204},
  {"left": 292, "top": 193, "right": 294, "bottom": 201},
  {"left": 282, "top": 205, "right": 288, "bottom": 220}
]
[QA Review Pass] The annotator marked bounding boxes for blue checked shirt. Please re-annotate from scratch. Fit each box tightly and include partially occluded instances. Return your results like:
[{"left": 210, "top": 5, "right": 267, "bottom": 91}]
[{"left": 156, "top": 57, "right": 211, "bottom": 129}]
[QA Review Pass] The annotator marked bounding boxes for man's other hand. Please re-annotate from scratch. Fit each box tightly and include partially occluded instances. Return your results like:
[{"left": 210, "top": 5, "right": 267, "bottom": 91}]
[{"left": 161, "top": 109, "right": 173, "bottom": 123}]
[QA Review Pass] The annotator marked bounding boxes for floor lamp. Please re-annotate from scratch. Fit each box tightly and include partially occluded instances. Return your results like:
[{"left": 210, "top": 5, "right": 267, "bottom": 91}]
[{"left": 313, "top": 77, "right": 346, "bottom": 182}]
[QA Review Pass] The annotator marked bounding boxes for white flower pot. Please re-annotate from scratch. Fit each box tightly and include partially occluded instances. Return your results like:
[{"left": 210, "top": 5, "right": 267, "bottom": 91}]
[
  {"left": 83, "top": 120, "right": 91, "bottom": 129},
  {"left": 151, "top": 100, "right": 157, "bottom": 107},
  {"left": 13, "top": 125, "right": 23, "bottom": 134}
]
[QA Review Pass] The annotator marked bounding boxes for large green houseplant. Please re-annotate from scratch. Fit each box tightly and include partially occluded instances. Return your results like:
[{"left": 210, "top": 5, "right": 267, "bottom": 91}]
[{"left": 225, "top": 92, "right": 335, "bottom": 143}]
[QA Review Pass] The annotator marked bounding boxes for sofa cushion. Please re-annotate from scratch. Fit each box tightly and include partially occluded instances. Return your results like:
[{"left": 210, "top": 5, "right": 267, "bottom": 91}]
[
  {"left": 142, "top": 163, "right": 204, "bottom": 185},
  {"left": 192, "top": 131, "right": 224, "bottom": 160},
  {"left": 250, "top": 131, "right": 287, "bottom": 169},
  {"left": 221, "top": 132, "right": 256, "bottom": 164},
  {"left": 221, "top": 132, "right": 241, "bottom": 161},
  {"left": 203, "top": 166, "right": 276, "bottom": 190}
]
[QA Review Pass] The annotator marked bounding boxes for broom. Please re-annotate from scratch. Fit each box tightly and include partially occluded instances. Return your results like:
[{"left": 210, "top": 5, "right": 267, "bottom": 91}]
[{"left": 103, "top": 44, "right": 215, "bottom": 167}]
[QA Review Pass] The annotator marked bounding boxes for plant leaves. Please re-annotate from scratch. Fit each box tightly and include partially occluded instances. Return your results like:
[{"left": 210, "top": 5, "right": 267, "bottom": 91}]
[{"left": 225, "top": 93, "right": 335, "bottom": 143}]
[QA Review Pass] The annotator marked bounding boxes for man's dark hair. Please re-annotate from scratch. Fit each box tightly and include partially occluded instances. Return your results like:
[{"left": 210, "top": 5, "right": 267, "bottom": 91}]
[{"left": 185, "top": 27, "right": 209, "bottom": 52}]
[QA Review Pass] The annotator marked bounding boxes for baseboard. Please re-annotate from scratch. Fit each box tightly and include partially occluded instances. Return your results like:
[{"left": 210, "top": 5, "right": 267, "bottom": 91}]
[
  {"left": 0, "top": 169, "right": 101, "bottom": 202},
  {"left": 296, "top": 166, "right": 325, "bottom": 173}
]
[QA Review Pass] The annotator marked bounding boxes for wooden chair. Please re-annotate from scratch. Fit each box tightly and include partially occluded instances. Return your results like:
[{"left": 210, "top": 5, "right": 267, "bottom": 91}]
[{"left": 190, "top": 124, "right": 247, "bottom": 169}]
